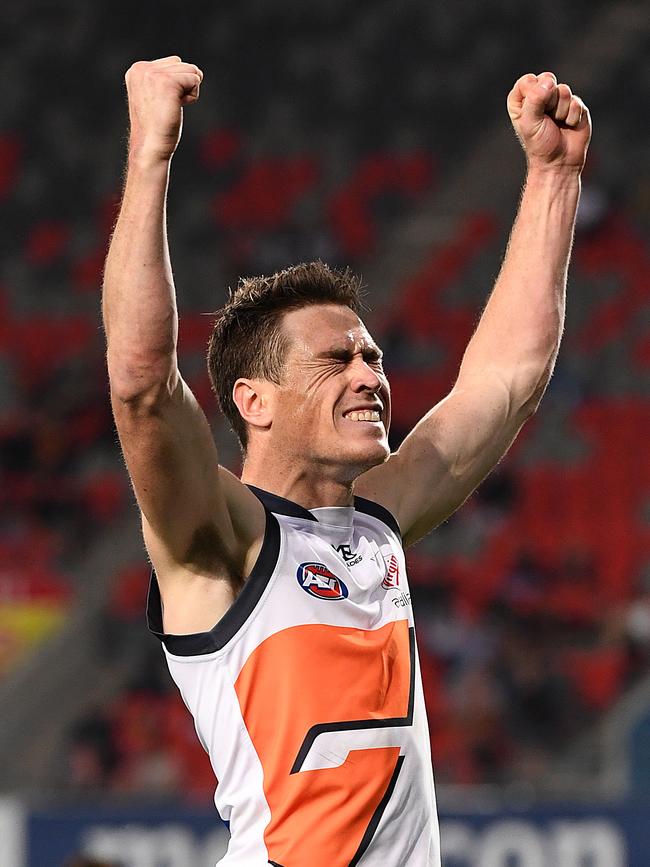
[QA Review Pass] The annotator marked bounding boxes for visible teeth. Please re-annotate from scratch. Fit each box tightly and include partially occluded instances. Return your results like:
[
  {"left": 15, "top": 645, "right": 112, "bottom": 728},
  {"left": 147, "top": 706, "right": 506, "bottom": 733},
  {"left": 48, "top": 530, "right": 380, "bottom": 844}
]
[{"left": 346, "top": 410, "right": 381, "bottom": 422}]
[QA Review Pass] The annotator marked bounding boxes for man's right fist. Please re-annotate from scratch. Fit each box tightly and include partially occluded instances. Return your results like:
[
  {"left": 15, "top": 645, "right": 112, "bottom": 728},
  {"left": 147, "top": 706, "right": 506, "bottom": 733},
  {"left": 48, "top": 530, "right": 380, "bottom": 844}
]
[{"left": 125, "top": 56, "right": 203, "bottom": 164}]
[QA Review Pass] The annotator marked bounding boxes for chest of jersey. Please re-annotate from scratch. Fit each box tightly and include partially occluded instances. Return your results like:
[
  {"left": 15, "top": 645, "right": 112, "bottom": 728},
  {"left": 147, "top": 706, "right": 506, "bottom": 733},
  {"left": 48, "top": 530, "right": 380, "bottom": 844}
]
[
  {"left": 283, "top": 514, "right": 411, "bottom": 623},
  {"left": 150, "top": 496, "right": 439, "bottom": 866}
]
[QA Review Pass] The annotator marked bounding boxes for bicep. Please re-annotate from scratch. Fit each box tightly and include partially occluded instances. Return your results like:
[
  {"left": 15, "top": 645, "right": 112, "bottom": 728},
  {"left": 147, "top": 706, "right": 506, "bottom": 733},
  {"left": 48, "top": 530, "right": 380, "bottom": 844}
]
[
  {"left": 111, "top": 375, "right": 246, "bottom": 569},
  {"left": 357, "top": 373, "right": 530, "bottom": 546}
]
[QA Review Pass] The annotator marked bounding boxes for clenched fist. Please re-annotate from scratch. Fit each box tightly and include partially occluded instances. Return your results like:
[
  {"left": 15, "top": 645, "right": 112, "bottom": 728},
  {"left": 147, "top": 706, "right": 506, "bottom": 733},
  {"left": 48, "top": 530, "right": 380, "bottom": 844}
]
[
  {"left": 125, "top": 56, "right": 203, "bottom": 164},
  {"left": 507, "top": 72, "right": 592, "bottom": 173}
]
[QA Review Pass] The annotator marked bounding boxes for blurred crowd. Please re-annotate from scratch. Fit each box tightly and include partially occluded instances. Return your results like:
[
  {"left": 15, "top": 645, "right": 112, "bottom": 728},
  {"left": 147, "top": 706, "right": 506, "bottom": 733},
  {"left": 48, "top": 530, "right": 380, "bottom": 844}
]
[{"left": 0, "top": 0, "right": 648, "bottom": 796}]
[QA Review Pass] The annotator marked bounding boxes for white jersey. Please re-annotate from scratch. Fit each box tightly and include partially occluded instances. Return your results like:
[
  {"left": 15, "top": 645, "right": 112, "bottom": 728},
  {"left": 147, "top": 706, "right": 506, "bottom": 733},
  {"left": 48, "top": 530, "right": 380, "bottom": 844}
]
[{"left": 148, "top": 486, "right": 440, "bottom": 866}]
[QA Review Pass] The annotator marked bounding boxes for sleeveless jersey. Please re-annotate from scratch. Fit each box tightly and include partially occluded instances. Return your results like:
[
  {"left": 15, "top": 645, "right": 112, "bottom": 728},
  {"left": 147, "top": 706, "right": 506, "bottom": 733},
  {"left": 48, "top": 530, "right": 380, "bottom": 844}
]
[{"left": 147, "top": 485, "right": 440, "bottom": 866}]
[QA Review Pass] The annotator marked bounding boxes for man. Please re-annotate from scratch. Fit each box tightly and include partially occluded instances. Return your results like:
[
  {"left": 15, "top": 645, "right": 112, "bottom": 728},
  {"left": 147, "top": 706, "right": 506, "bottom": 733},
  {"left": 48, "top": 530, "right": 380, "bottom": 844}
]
[{"left": 102, "top": 56, "right": 591, "bottom": 866}]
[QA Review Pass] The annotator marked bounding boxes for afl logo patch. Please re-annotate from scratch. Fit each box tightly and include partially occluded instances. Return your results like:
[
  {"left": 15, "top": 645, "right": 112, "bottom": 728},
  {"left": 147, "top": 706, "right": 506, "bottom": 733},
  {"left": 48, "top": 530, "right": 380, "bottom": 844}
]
[{"left": 297, "top": 562, "right": 349, "bottom": 600}]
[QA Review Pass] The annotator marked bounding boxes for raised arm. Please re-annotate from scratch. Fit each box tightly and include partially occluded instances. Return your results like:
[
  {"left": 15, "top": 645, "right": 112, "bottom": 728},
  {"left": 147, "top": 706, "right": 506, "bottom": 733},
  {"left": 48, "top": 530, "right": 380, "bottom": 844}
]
[
  {"left": 103, "top": 57, "right": 264, "bottom": 629},
  {"left": 358, "top": 72, "right": 592, "bottom": 545}
]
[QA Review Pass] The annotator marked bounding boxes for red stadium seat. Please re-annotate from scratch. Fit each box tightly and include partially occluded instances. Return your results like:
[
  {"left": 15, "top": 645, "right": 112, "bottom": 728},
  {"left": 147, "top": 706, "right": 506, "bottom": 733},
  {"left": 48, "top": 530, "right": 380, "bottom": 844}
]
[
  {"left": 81, "top": 471, "right": 126, "bottom": 522},
  {"left": 199, "top": 128, "right": 243, "bottom": 170},
  {"left": 563, "top": 646, "right": 627, "bottom": 711},
  {"left": 329, "top": 151, "right": 435, "bottom": 257},
  {"left": 0, "top": 133, "right": 21, "bottom": 199},
  {"left": 25, "top": 221, "right": 71, "bottom": 265},
  {"left": 9, "top": 315, "right": 94, "bottom": 386},
  {"left": 214, "top": 156, "right": 319, "bottom": 231}
]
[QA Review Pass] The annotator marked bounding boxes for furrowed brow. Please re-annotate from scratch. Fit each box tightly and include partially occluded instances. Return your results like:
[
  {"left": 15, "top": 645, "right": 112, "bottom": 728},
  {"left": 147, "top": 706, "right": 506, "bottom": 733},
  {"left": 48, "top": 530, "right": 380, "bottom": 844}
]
[
  {"left": 318, "top": 344, "right": 383, "bottom": 362},
  {"left": 319, "top": 346, "right": 355, "bottom": 361}
]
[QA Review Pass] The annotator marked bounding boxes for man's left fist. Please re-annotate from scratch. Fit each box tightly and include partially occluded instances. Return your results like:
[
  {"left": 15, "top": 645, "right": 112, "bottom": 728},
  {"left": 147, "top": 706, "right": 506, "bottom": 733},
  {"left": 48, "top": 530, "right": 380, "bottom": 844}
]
[{"left": 507, "top": 72, "right": 592, "bottom": 173}]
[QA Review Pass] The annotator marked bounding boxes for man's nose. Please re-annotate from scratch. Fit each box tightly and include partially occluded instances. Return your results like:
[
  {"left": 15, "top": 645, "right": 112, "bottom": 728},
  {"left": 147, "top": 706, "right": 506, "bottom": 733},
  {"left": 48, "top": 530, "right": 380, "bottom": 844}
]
[{"left": 349, "top": 358, "right": 382, "bottom": 392}]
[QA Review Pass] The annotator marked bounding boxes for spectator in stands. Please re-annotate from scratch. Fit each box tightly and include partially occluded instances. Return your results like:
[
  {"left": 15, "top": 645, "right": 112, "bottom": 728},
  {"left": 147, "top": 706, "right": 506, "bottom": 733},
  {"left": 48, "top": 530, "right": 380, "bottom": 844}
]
[
  {"left": 623, "top": 568, "right": 650, "bottom": 682},
  {"left": 494, "top": 612, "right": 586, "bottom": 779},
  {"left": 550, "top": 546, "right": 601, "bottom": 628},
  {"left": 474, "top": 465, "right": 518, "bottom": 523},
  {"left": 418, "top": 580, "right": 494, "bottom": 679},
  {"left": 66, "top": 707, "right": 119, "bottom": 791},
  {"left": 500, "top": 548, "right": 549, "bottom": 616}
]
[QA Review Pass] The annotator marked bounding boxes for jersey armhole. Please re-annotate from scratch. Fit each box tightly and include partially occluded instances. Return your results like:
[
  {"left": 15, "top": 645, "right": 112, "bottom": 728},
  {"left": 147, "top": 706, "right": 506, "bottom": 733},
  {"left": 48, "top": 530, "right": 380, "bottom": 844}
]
[
  {"left": 146, "top": 508, "right": 281, "bottom": 656},
  {"left": 353, "top": 495, "right": 402, "bottom": 542}
]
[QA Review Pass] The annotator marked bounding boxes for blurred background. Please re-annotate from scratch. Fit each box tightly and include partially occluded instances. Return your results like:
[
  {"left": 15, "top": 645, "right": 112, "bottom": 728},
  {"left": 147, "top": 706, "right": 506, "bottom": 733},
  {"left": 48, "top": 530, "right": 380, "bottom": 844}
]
[{"left": 0, "top": 0, "right": 648, "bottom": 864}]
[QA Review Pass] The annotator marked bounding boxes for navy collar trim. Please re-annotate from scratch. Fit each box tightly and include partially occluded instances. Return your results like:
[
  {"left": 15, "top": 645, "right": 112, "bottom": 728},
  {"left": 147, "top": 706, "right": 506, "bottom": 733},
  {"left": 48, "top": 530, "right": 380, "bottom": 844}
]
[
  {"left": 246, "top": 484, "right": 401, "bottom": 539},
  {"left": 246, "top": 485, "right": 317, "bottom": 521}
]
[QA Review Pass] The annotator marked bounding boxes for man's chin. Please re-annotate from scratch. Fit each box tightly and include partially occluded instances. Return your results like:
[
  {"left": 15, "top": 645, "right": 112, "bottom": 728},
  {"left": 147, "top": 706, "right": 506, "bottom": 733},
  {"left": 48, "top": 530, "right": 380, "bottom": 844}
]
[{"left": 337, "top": 437, "right": 390, "bottom": 474}]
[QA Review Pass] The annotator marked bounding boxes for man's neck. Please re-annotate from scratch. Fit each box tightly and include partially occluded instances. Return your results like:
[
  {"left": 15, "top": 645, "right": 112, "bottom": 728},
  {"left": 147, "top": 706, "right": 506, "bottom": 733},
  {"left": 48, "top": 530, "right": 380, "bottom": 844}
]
[{"left": 241, "top": 454, "right": 355, "bottom": 510}]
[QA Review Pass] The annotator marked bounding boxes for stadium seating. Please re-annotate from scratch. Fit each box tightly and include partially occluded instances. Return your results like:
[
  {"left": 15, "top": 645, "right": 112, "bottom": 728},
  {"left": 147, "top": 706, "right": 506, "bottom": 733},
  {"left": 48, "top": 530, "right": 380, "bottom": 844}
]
[{"left": 0, "top": 0, "right": 647, "bottom": 795}]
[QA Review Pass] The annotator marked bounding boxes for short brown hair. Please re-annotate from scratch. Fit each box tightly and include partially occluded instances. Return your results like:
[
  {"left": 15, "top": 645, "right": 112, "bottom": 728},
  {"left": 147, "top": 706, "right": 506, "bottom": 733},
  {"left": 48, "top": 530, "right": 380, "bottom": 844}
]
[{"left": 207, "top": 260, "right": 364, "bottom": 449}]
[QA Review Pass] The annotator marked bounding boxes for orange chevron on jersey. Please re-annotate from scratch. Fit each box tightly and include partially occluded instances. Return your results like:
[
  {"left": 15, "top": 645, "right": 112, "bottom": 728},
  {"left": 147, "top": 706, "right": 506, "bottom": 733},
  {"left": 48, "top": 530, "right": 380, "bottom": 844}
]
[
  {"left": 147, "top": 486, "right": 440, "bottom": 866},
  {"left": 235, "top": 620, "right": 412, "bottom": 864}
]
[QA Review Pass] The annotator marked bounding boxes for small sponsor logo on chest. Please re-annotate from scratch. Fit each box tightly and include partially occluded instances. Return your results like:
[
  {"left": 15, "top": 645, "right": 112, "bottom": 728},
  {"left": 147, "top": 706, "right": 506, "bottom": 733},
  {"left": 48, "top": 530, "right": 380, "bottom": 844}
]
[
  {"left": 335, "top": 543, "right": 363, "bottom": 567},
  {"left": 381, "top": 553, "right": 400, "bottom": 590}
]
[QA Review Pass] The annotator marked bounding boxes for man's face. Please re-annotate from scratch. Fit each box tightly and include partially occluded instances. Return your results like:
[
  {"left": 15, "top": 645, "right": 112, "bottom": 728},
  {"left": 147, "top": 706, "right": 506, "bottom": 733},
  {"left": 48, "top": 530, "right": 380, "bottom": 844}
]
[{"left": 269, "top": 303, "right": 391, "bottom": 478}]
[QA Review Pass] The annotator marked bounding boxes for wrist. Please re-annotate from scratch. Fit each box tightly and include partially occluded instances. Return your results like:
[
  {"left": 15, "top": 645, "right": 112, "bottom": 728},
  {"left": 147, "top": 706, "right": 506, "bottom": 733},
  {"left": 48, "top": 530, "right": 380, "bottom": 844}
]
[
  {"left": 525, "top": 166, "right": 582, "bottom": 198},
  {"left": 127, "top": 146, "right": 174, "bottom": 177},
  {"left": 525, "top": 161, "right": 583, "bottom": 184},
  {"left": 127, "top": 133, "right": 177, "bottom": 173}
]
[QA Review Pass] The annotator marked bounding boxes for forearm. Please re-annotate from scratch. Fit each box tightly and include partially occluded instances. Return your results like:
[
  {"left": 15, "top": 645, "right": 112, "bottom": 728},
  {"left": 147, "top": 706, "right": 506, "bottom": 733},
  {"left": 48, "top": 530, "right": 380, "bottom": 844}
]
[
  {"left": 458, "top": 167, "right": 581, "bottom": 411},
  {"left": 102, "top": 154, "right": 179, "bottom": 402}
]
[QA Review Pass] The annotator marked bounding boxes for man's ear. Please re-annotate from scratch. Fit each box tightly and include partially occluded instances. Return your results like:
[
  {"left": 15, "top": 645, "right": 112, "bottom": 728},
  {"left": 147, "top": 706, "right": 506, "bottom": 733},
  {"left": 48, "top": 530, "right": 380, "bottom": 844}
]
[{"left": 232, "top": 378, "right": 274, "bottom": 433}]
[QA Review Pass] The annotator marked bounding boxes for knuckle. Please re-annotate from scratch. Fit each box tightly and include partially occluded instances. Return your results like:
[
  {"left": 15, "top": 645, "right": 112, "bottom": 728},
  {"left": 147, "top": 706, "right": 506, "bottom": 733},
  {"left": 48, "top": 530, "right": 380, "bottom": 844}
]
[
  {"left": 515, "top": 73, "right": 535, "bottom": 88},
  {"left": 125, "top": 61, "right": 148, "bottom": 84}
]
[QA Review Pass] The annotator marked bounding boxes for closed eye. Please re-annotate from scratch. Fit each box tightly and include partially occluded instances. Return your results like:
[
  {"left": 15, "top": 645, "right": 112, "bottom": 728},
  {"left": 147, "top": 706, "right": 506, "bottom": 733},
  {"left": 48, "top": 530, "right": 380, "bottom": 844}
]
[
  {"left": 364, "top": 350, "right": 384, "bottom": 367},
  {"left": 323, "top": 349, "right": 354, "bottom": 363},
  {"left": 320, "top": 347, "right": 384, "bottom": 366}
]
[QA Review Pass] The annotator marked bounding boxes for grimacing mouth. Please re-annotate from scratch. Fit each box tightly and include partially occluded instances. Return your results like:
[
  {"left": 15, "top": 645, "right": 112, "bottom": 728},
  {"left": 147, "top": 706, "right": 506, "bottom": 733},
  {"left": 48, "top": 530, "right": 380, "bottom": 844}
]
[
  {"left": 343, "top": 408, "right": 382, "bottom": 422},
  {"left": 342, "top": 401, "right": 385, "bottom": 423}
]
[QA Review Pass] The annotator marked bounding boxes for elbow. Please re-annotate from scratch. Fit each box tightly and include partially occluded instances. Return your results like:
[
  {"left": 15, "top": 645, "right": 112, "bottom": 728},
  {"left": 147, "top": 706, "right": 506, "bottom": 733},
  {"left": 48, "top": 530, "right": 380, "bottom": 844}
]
[
  {"left": 513, "top": 363, "right": 554, "bottom": 422},
  {"left": 108, "top": 355, "right": 179, "bottom": 409},
  {"left": 519, "top": 389, "right": 544, "bottom": 421},
  {"left": 511, "top": 352, "right": 556, "bottom": 421},
  {"left": 110, "top": 382, "right": 171, "bottom": 413}
]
